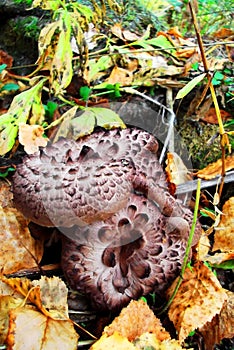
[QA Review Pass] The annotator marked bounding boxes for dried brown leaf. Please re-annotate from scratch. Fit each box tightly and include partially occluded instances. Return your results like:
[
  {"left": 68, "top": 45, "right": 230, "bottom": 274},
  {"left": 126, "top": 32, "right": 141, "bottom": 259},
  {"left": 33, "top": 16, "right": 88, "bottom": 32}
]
[
  {"left": 111, "top": 23, "right": 141, "bottom": 42},
  {"left": 213, "top": 197, "right": 234, "bottom": 252},
  {"left": 165, "top": 152, "right": 192, "bottom": 195},
  {"left": 199, "top": 290, "right": 234, "bottom": 349},
  {"left": 196, "top": 155, "right": 234, "bottom": 180},
  {"left": 167, "top": 262, "right": 228, "bottom": 343},
  {"left": 31, "top": 276, "right": 69, "bottom": 319},
  {"left": 103, "top": 299, "right": 170, "bottom": 342},
  {"left": 1, "top": 276, "right": 69, "bottom": 320},
  {"left": 106, "top": 66, "right": 133, "bottom": 86},
  {"left": 0, "top": 206, "right": 43, "bottom": 274}
]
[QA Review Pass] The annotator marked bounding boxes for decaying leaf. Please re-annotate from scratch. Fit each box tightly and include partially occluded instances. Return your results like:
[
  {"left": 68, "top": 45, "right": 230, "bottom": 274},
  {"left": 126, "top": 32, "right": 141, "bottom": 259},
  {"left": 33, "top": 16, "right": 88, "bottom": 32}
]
[
  {"left": 6, "top": 306, "right": 78, "bottom": 350},
  {"left": 103, "top": 299, "right": 170, "bottom": 342},
  {"left": 199, "top": 290, "right": 234, "bottom": 349},
  {"left": 0, "top": 275, "right": 78, "bottom": 349},
  {"left": 213, "top": 197, "right": 234, "bottom": 253},
  {"left": 196, "top": 155, "right": 234, "bottom": 180},
  {"left": 31, "top": 276, "right": 69, "bottom": 319},
  {"left": 200, "top": 107, "right": 232, "bottom": 124},
  {"left": 2, "top": 276, "right": 68, "bottom": 320},
  {"left": 133, "top": 333, "right": 192, "bottom": 350},
  {"left": 196, "top": 231, "right": 211, "bottom": 261},
  {"left": 167, "top": 262, "right": 228, "bottom": 343},
  {"left": 105, "top": 66, "right": 133, "bottom": 86},
  {"left": 165, "top": 152, "right": 192, "bottom": 194},
  {"left": 18, "top": 123, "right": 48, "bottom": 154},
  {"left": 0, "top": 296, "right": 23, "bottom": 343},
  {"left": 0, "top": 182, "right": 43, "bottom": 274}
]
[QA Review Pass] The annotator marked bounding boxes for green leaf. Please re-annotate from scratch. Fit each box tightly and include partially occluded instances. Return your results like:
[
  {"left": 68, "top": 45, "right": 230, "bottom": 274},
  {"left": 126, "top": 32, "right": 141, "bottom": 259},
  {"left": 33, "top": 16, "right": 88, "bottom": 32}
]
[
  {"left": 50, "top": 11, "right": 73, "bottom": 95},
  {"left": 0, "top": 64, "right": 7, "bottom": 74},
  {"left": 44, "top": 101, "right": 58, "bottom": 119},
  {"left": 175, "top": 73, "right": 206, "bottom": 99},
  {"left": 191, "top": 62, "right": 199, "bottom": 70},
  {"left": 211, "top": 260, "right": 234, "bottom": 270},
  {"left": 0, "top": 83, "right": 19, "bottom": 92},
  {"left": 70, "top": 107, "right": 126, "bottom": 139},
  {"left": 146, "top": 35, "right": 176, "bottom": 53},
  {"left": 31, "top": 0, "right": 60, "bottom": 11},
  {"left": 89, "top": 56, "right": 113, "bottom": 82},
  {"left": 0, "top": 77, "right": 47, "bottom": 155},
  {"left": 0, "top": 166, "right": 15, "bottom": 178},
  {"left": 212, "top": 72, "right": 224, "bottom": 86},
  {"left": 80, "top": 86, "right": 91, "bottom": 101}
]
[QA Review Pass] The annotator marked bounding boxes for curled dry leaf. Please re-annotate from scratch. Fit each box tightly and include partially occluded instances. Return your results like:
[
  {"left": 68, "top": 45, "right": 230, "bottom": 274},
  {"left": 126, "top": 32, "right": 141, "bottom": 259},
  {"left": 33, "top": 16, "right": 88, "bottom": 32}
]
[
  {"left": 0, "top": 182, "right": 43, "bottom": 275},
  {"left": 167, "top": 261, "right": 228, "bottom": 343},
  {"left": 196, "top": 155, "right": 234, "bottom": 180},
  {"left": 0, "top": 276, "right": 78, "bottom": 349},
  {"left": 31, "top": 276, "right": 69, "bottom": 320},
  {"left": 103, "top": 299, "right": 170, "bottom": 342},
  {"left": 199, "top": 290, "right": 234, "bottom": 349},
  {"left": 18, "top": 123, "right": 48, "bottom": 154},
  {"left": 213, "top": 197, "right": 234, "bottom": 253},
  {"left": 2, "top": 276, "right": 69, "bottom": 320},
  {"left": 105, "top": 66, "right": 133, "bottom": 86},
  {"left": 165, "top": 152, "right": 192, "bottom": 195},
  {"left": 111, "top": 23, "right": 141, "bottom": 42}
]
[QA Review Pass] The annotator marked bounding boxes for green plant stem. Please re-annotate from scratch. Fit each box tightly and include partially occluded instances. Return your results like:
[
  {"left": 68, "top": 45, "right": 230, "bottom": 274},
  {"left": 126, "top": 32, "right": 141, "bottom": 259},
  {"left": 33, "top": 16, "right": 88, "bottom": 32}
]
[{"left": 158, "top": 178, "right": 201, "bottom": 314}]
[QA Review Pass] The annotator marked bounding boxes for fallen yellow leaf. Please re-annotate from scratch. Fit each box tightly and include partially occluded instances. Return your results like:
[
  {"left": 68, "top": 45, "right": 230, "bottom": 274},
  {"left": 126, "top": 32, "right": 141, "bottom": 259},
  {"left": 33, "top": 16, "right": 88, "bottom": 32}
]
[
  {"left": 167, "top": 262, "right": 228, "bottom": 343},
  {"left": 213, "top": 197, "right": 234, "bottom": 252}
]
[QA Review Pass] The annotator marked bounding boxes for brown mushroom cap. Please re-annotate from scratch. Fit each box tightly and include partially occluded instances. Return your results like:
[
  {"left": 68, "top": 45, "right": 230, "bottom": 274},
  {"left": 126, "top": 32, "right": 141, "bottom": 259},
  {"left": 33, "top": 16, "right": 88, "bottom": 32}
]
[
  {"left": 12, "top": 127, "right": 165, "bottom": 227},
  {"left": 12, "top": 126, "right": 201, "bottom": 310},
  {"left": 61, "top": 193, "right": 195, "bottom": 311}
]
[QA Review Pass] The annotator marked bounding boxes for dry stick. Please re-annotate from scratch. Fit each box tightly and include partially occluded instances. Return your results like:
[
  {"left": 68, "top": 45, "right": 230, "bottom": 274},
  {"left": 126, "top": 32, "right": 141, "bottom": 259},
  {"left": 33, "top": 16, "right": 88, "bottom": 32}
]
[
  {"left": 158, "top": 179, "right": 201, "bottom": 315},
  {"left": 188, "top": 0, "right": 230, "bottom": 199}
]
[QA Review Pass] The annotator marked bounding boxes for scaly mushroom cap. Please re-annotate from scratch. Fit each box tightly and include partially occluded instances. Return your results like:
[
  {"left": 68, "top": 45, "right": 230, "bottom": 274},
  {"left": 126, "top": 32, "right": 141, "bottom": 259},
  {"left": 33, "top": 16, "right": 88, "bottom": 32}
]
[
  {"left": 61, "top": 193, "right": 194, "bottom": 311},
  {"left": 12, "top": 127, "right": 165, "bottom": 227},
  {"left": 12, "top": 126, "right": 201, "bottom": 310}
]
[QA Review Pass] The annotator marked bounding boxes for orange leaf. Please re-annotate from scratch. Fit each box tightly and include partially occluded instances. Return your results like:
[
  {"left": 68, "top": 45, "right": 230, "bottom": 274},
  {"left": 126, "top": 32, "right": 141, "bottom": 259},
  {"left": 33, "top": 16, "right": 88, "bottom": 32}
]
[
  {"left": 103, "top": 299, "right": 170, "bottom": 342},
  {"left": 106, "top": 66, "right": 133, "bottom": 86},
  {"left": 199, "top": 290, "right": 234, "bottom": 348},
  {"left": 167, "top": 262, "right": 227, "bottom": 343},
  {"left": 0, "top": 182, "right": 43, "bottom": 274},
  {"left": 196, "top": 155, "right": 234, "bottom": 180},
  {"left": 201, "top": 107, "right": 231, "bottom": 124}
]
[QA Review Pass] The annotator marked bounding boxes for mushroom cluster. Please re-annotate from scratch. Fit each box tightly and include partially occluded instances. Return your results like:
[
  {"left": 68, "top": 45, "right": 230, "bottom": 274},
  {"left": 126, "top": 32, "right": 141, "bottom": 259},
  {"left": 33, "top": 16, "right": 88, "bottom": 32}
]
[{"left": 12, "top": 127, "right": 201, "bottom": 310}]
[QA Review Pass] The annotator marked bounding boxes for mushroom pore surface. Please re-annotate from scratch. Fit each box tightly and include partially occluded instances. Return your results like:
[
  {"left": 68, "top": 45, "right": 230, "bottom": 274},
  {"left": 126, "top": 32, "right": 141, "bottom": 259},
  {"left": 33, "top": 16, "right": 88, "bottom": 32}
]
[{"left": 12, "top": 127, "right": 201, "bottom": 310}]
